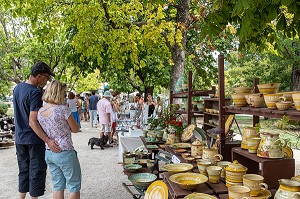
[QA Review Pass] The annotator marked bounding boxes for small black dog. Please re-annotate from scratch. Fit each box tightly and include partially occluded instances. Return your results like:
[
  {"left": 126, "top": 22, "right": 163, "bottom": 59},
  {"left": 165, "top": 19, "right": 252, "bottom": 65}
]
[{"left": 88, "top": 137, "right": 107, "bottom": 150}]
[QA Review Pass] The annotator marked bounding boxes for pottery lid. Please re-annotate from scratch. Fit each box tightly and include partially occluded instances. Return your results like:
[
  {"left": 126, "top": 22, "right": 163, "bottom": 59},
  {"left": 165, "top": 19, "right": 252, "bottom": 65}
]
[
  {"left": 225, "top": 160, "right": 248, "bottom": 172},
  {"left": 192, "top": 139, "right": 202, "bottom": 146}
]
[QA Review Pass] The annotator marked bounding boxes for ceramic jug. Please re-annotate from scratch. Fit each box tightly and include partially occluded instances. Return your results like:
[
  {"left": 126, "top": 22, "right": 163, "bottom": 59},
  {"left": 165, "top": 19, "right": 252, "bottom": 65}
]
[
  {"left": 275, "top": 179, "right": 300, "bottom": 199},
  {"left": 241, "top": 127, "right": 259, "bottom": 149},
  {"left": 202, "top": 147, "right": 223, "bottom": 165},
  {"left": 257, "top": 132, "right": 286, "bottom": 158}
]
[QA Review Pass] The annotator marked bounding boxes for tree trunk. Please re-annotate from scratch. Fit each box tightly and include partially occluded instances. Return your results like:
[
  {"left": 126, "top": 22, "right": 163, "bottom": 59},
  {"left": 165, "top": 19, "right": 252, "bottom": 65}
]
[
  {"left": 144, "top": 86, "right": 154, "bottom": 101},
  {"left": 292, "top": 48, "right": 300, "bottom": 91},
  {"left": 292, "top": 65, "right": 300, "bottom": 91},
  {"left": 169, "top": 0, "right": 190, "bottom": 92}
]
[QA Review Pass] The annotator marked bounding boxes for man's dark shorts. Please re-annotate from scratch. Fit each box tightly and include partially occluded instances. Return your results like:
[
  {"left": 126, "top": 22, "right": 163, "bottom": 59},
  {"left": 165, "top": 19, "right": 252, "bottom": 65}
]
[{"left": 16, "top": 144, "right": 47, "bottom": 197}]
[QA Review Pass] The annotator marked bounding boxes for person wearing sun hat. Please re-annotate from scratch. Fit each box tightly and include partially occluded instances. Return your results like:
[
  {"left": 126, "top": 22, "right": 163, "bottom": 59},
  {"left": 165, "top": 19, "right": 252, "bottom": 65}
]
[
  {"left": 13, "top": 61, "right": 61, "bottom": 198},
  {"left": 97, "top": 91, "right": 113, "bottom": 144}
]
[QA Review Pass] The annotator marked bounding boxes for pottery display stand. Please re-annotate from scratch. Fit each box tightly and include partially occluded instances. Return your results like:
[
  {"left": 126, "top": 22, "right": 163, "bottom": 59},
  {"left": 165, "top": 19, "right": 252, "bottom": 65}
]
[{"left": 232, "top": 147, "right": 295, "bottom": 189}]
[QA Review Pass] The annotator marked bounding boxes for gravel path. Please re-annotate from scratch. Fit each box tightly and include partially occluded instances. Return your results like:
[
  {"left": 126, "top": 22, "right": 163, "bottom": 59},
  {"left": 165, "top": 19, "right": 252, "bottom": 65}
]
[{"left": 0, "top": 121, "right": 133, "bottom": 199}]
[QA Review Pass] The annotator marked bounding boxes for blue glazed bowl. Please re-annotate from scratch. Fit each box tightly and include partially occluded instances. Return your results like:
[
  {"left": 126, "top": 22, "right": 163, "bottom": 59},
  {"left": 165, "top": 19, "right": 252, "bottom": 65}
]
[
  {"left": 128, "top": 173, "right": 157, "bottom": 190},
  {"left": 123, "top": 164, "right": 142, "bottom": 173}
]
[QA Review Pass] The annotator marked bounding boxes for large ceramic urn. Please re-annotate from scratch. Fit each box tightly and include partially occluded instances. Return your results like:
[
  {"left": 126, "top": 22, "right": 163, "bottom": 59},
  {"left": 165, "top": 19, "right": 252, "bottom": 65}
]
[
  {"left": 275, "top": 179, "right": 300, "bottom": 199},
  {"left": 191, "top": 139, "right": 203, "bottom": 157},
  {"left": 257, "top": 132, "right": 286, "bottom": 158}
]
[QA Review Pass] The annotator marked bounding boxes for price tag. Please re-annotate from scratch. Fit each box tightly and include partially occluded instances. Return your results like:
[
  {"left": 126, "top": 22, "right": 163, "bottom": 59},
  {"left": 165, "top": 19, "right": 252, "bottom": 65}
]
[{"left": 171, "top": 155, "right": 181, "bottom": 164}]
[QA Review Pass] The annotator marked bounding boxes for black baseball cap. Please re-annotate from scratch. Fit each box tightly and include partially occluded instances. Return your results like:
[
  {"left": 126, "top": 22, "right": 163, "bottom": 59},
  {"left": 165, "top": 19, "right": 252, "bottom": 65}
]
[{"left": 30, "top": 61, "right": 55, "bottom": 77}]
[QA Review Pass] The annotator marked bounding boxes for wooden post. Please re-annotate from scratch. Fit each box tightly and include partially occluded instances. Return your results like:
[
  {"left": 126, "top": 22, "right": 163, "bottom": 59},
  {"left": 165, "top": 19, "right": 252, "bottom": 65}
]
[
  {"left": 218, "top": 55, "right": 226, "bottom": 156},
  {"left": 253, "top": 78, "right": 260, "bottom": 126},
  {"left": 188, "top": 71, "right": 192, "bottom": 124}
]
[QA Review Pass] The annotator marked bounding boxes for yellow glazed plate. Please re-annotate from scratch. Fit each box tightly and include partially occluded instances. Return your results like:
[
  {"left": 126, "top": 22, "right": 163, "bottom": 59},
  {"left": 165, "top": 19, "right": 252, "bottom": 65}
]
[
  {"left": 181, "top": 124, "right": 196, "bottom": 142},
  {"left": 161, "top": 163, "right": 194, "bottom": 174},
  {"left": 184, "top": 193, "right": 217, "bottom": 199},
  {"left": 282, "top": 146, "right": 293, "bottom": 158},
  {"left": 250, "top": 189, "right": 271, "bottom": 199},
  {"left": 144, "top": 180, "right": 168, "bottom": 199},
  {"left": 170, "top": 143, "right": 192, "bottom": 149}
]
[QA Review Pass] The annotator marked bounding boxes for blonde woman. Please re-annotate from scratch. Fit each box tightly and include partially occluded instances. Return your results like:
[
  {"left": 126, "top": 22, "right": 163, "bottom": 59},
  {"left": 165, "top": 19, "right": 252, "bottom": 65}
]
[{"left": 37, "top": 80, "right": 81, "bottom": 199}]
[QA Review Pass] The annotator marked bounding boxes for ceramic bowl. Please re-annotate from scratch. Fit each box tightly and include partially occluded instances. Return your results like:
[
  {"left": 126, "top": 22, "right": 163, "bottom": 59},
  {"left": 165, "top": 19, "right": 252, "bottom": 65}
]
[
  {"left": 233, "top": 87, "right": 253, "bottom": 94},
  {"left": 169, "top": 172, "right": 208, "bottom": 190},
  {"left": 161, "top": 163, "right": 193, "bottom": 174},
  {"left": 184, "top": 193, "right": 217, "bottom": 199},
  {"left": 257, "top": 83, "right": 280, "bottom": 94},
  {"left": 128, "top": 173, "right": 157, "bottom": 190},
  {"left": 275, "top": 101, "right": 293, "bottom": 111},
  {"left": 123, "top": 164, "right": 142, "bottom": 172},
  {"left": 263, "top": 93, "right": 283, "bottom": 109},
  {"left": 135, "top": 159, "right": 148, "bottom": 167},
  {"left": 231, "top": 93, "right": 248, "bottom": 107},
  {"left": 184, "top": 157, "right": 195, "bottom": 163}
]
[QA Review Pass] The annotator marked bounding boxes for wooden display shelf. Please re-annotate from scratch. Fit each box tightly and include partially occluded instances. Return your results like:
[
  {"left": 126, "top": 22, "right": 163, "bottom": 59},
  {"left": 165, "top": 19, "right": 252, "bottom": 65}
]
[
  {"left": 224, "top": 106, "right": 300, "bottom": 120},
  {"left": 232, "top": 147, "right": 295, "bottom": 189}
]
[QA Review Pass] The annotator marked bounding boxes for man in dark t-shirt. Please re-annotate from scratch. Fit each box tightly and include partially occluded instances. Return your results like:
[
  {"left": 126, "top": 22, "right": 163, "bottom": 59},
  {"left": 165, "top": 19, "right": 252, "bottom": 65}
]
[
  {"left": 88, "top": 91, "right": 99, "bottom": 128},
  {"left": 13, "top": 61, "right": 60, "bottom": 199}
]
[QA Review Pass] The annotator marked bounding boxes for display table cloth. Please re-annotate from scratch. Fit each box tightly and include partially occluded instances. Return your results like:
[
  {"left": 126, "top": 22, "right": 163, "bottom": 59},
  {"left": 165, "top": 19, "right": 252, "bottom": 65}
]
[{"left": 118, "top": 128, "right": 144, "bottom": 163}]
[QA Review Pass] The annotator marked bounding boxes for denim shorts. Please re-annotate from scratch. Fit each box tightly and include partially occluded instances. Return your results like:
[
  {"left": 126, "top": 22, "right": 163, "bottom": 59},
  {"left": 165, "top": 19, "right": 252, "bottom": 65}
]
[
  {"left": 16, "top": 144, "right": 47, "bottom": 197},
  {"left": 45, "top": 150, "right": 81, "bottom": 192}
]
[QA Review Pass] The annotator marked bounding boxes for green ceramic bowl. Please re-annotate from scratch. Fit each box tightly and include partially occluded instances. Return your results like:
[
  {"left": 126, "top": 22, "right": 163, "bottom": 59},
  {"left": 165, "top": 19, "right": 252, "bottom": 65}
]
[
  {"left": 123, "top": 164, "right": 142, "bottom": 172},
  {"left": 128, "top": 173, "right": 157, "bottom": 190}
]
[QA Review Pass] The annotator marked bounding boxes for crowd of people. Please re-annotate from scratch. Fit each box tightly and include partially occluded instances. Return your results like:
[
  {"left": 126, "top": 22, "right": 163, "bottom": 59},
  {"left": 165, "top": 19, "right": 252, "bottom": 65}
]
[{"left": 12, "top": 61, "right": 164, "bottom": 199}]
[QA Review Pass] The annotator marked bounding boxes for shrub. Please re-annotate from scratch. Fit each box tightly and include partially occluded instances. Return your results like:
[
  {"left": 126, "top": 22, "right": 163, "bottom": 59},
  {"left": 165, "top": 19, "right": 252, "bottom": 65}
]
[{"left": 0, "top": 102, "right": 8, "bottom": 115}]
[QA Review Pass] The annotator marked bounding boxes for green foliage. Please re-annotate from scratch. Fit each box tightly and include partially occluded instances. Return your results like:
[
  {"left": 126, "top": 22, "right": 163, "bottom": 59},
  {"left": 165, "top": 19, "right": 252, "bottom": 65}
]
[{"left": 0, "top": 102, "right": 8, "bottom": 115}]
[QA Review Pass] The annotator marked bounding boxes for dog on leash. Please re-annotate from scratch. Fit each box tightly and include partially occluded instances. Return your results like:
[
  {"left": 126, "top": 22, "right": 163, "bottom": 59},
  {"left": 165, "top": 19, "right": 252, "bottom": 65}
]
[{"left": 88, "top": 137, "right": 107, "bottom": 150}]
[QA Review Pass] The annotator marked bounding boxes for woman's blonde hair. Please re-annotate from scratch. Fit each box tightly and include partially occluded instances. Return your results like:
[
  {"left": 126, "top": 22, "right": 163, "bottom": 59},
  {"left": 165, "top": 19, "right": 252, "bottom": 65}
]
[{"left": 42, "top": 80, "right": 67, "bottom": 104}]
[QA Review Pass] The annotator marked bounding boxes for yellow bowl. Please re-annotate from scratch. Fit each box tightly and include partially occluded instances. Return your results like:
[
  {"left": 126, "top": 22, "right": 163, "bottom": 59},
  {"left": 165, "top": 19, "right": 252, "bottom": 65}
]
[
  {"left": 257, "top": 83, "right": 280, "bottom": 94},
  {"left": 169, "top": 172, "right": 208, "bottom": 190},
  {"left": 161, "top": 163, "right": 193, "bottom": 174}
]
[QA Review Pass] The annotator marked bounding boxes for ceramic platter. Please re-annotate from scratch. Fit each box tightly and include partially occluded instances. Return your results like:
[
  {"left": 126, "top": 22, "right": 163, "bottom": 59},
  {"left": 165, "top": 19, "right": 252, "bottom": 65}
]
[
  {"left": 161, "top": 163, "right": 193, "bottom": 174},
  {"left": 181, "top": 124, "right": 196, "bottom": 142},
  {"left": 250, "top": 189, "right": 271, "bottom": 199},
  {"left": 184, "top": 193, "right": 217, "bottom": 199},
  {"left": 282, "top": 146, "right": 293, "bottom": 158},
  {"left": 144, "top": 180, "right": 168, "bottom": 199},
  {"left": 170, "top": 143, "right": 192, "bottom": 149},
  {"left": 146, "top": 145, "right": 159, "bottom": 149}
]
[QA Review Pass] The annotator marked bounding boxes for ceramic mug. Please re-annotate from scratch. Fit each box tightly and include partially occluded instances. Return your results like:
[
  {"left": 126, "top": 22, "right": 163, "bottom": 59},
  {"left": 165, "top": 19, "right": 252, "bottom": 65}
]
[
  {"left": 228, "top": 185, "right": 251, "bottom": 199},
  {"left": 146, "top": 159, "right": 155, "bottom": 170},
  {"left": 197, "top": 159, "right": 212, "bottom": 176},
  {"left": 217, "top": 161, "right": 231, "bottom": 178},
  {"left": 243, "top": 174, "right": 268, "bottom": 196},
  {"left": 207, "top": 166, "right": 222, "bottom": 183}
]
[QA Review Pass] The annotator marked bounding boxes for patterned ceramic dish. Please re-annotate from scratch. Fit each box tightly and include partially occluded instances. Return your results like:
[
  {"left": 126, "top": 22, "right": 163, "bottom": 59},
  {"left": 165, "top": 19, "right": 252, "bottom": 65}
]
[
  {"left": 144, "top": 180, "right": 168, "bottom": 199},
  {"left": 169, "top": 172, "right": 208, "bottom": 190},
  {"left": 184, "top": 193, "right": 218, "bottom": 199},
  {"left": 161, "top": 163, "right": 193, "bottom": 174},
  {"left": 123, "top": 164, "right": 142, "bottom": 172},
  {"left": 128, "top": 173, "right": 157, "bottom": 190},
  {"left": 170, "top": 143, "right": 192, "bottom": 149}
]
